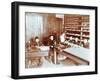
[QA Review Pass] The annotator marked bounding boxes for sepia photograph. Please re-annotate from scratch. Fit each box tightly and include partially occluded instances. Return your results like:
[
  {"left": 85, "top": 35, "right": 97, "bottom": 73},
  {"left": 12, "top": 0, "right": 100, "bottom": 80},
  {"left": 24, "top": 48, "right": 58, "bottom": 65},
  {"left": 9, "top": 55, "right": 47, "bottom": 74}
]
[{"left": 25, "top": 13, "right": 90, "bottom": 68}]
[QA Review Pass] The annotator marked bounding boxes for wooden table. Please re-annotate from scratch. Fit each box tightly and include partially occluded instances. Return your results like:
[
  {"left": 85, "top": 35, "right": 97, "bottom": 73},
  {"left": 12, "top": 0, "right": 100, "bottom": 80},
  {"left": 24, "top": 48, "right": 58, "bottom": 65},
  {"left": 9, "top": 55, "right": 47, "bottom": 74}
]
[
  {"left": 62, "top": 46, "right": 89, "bottom": 65},
  {"left": 26, "top": 46, "right": 49, "bottom": 57},
  {"left": 25, "top": 46, "right": 49, "bottom": 67}
]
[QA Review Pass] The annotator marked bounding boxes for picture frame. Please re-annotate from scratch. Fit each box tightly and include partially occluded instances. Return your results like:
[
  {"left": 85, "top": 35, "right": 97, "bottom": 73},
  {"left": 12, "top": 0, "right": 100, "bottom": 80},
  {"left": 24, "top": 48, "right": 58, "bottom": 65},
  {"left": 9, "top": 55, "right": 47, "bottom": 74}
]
[{"left": 11, "top": 1, "right": 98, "bottom": 79}]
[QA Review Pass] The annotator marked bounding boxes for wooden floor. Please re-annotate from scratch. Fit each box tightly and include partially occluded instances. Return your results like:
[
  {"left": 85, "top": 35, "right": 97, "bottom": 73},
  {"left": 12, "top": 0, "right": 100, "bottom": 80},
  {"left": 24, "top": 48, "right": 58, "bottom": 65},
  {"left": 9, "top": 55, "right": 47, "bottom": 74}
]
[{"left": 25, "top": 55, "right": 84, "bottom": 68}]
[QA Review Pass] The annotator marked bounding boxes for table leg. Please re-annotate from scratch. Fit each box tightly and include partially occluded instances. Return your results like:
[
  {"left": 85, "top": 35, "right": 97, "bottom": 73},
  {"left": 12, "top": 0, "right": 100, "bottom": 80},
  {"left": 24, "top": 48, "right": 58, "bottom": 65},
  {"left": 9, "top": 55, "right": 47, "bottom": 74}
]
[{"left": 54, "top": 48, "right": 57, "bottom": 64}]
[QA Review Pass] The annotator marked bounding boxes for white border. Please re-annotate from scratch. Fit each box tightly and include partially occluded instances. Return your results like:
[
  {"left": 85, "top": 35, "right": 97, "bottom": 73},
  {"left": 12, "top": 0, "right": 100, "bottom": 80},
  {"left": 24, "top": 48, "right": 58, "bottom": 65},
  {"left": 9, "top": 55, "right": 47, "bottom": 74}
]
[{"left": 19, "top": 5, "right": 95, "bottom": 76}]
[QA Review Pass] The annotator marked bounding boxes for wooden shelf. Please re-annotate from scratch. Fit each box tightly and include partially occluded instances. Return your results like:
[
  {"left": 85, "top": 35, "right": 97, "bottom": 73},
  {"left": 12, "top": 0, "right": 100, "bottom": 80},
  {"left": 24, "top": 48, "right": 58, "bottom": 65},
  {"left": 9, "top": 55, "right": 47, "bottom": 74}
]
[
  {"left": 66, "top": 33, "right": 81, "bottom": 37},
  {"left": 64, "top": 14, "right": 89, "bottom": 48}
]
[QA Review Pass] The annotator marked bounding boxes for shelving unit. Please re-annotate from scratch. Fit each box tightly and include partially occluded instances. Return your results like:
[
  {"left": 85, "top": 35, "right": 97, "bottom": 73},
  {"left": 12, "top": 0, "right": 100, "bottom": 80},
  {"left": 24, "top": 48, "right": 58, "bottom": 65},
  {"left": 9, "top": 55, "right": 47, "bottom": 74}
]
[{"left": 64, "top": 14, "right": 89, "bottom": 48}]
